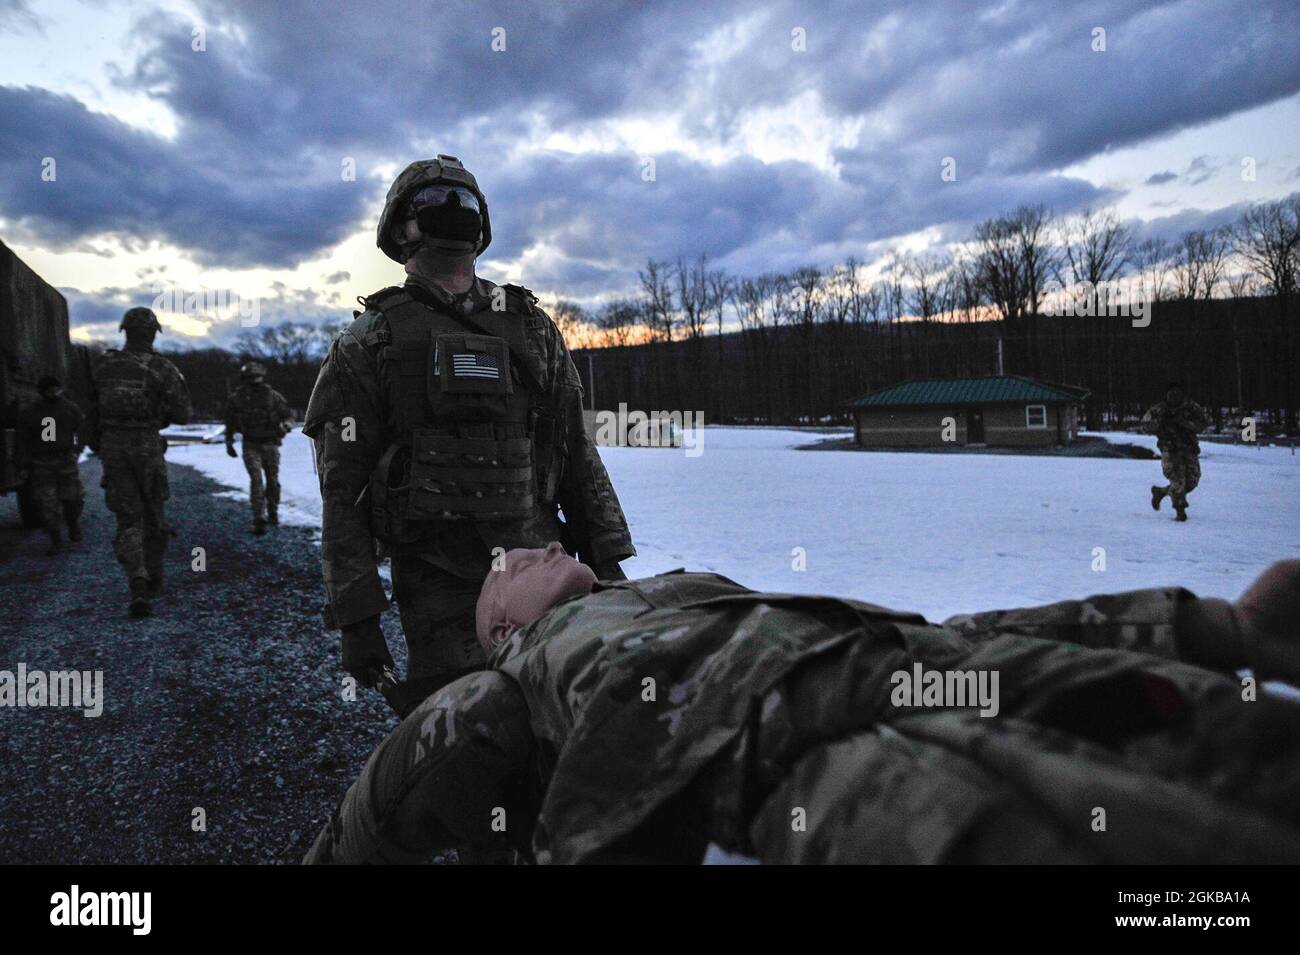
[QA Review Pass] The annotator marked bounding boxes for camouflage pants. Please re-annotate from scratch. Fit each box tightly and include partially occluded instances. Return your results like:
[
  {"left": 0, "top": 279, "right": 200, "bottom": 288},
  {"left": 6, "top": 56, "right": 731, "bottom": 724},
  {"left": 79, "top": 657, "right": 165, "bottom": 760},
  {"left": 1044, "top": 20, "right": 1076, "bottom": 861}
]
[
  {"left": 99, "top": 434, "right": 170, "bottom": 584},
  {"left": 303, "top": 671, "right": 536, "bottom": 864},
  {"left": 28, "top": 453, "right": 84, "bottom": 537},
  {"left": 390, "top": 556, "right": 487, "bottom": 682},
  {"left": 242, "top": 441, "right": 280, "bottom": 520},
  {"left": 1159, "top": 451, "right": 1201, "bottom": 508}
]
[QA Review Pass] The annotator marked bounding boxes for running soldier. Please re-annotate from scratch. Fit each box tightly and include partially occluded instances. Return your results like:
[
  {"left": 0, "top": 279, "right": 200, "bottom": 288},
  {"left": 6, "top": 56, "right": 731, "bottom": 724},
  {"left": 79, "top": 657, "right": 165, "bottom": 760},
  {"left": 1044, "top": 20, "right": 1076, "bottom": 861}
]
[
  {"left": 1141, "top": 382, "right": 1210, "bottom": 521},
  {"left": 224, "top": 361, "right": 294, "bottom": 534}
]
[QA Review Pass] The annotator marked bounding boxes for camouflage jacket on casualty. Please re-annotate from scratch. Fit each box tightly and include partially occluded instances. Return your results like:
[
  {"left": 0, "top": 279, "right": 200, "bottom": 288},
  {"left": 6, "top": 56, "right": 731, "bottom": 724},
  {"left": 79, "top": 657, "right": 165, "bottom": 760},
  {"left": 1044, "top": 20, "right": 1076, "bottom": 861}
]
[
  {"left": 486, "top": 572, "right": 1300, "bottom": 864},
  {"left": 303, "top": 275, "right": 634, "bottom": 629}
]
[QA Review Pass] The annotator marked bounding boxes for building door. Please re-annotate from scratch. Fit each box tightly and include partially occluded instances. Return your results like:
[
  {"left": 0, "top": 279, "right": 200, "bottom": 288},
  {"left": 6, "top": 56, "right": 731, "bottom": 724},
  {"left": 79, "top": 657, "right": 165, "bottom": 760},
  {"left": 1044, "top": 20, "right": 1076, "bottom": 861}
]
[{"left": 965, "top": 407, "right": 985, "bottom": 444}]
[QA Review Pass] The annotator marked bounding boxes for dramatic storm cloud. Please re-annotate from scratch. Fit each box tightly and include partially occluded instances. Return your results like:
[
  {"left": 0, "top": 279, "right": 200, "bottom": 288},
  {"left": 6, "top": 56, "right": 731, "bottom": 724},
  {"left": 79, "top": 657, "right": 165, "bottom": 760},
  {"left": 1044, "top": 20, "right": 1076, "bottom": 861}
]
[{"left": 0, "top": 0, "right": 1297, "bottom": 339}]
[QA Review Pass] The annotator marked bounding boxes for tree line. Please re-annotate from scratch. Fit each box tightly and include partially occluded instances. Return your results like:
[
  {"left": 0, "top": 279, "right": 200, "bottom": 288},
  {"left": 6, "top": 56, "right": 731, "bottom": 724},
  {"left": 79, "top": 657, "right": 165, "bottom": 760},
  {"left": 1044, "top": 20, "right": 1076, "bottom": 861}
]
[
  {"left": 80, "top": 195, "right": 1297, "bottom": 433},
  {"left": 561, "top": 196, "right": 1299, "bottom": 433}
]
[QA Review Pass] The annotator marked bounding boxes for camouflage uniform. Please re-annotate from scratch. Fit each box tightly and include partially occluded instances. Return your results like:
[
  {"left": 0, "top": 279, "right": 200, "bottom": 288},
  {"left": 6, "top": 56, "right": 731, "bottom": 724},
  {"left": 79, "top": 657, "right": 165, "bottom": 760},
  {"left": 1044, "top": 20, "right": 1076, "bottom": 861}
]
[
  {"left": 86, "top": 346, "right": 191, "bottom": 590},
  {"left": 224, "top": 380, "right": 293, "bottom": 524},
  {"left": 306, "top": 573, "right": 1300, "bottom": 865},
  {"left": 304, "top": 277, "right": 633, "bottom": 684},
  {"left": 16, "top": 395, "right": 85, "bottom": 544},
  {"left": 1141, "top": 398, "right": 1209, "bottom": 512}
]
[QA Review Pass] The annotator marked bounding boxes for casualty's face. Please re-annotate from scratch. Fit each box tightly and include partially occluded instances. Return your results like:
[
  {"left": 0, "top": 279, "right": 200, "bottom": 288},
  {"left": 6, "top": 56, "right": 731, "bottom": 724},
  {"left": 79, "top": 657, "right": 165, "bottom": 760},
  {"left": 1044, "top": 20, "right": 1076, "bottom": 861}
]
[{"left": 476, "top": 543, "right": 597, "bottom": 652}]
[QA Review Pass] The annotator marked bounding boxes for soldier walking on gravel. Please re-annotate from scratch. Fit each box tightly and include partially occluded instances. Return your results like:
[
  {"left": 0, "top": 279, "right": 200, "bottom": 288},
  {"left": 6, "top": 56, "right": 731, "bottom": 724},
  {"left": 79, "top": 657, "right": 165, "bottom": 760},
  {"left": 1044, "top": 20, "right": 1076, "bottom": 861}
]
[
  {"left": 16, "top": 375, "right": 85, "bottom": 555},
  {"left": 224, "top": 361, "right": 294, "bottom": 535},
  {"left": 85, "top": 307, "right": 192, "bottom": 617},
  {"left": 305, "top": 154, "right": 635, "bottom": 697},
  {"left": 1141, "top": 381, "right": 1210, "bottom": 522}
]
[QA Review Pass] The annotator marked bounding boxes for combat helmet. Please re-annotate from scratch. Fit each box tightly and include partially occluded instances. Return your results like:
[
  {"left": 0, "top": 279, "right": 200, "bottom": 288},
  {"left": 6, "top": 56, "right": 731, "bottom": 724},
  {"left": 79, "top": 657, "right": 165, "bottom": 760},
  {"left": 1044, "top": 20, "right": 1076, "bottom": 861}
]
[
  {"left": 240, "top": 361, "right": 267, "bottom": 381},
  {"left": 120, "top": 306, "right": 162, "bottom": 334},
  {"left": 376, "top": 154, "right": 492, "bottom": 263}
]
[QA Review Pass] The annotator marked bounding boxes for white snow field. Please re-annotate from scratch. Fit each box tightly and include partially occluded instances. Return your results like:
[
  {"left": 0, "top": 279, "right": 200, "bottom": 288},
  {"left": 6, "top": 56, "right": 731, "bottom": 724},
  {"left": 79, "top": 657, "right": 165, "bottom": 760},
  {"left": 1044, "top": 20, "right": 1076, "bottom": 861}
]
[{"left": 172, "top": 426, "right": 1299, "bottom": 621}]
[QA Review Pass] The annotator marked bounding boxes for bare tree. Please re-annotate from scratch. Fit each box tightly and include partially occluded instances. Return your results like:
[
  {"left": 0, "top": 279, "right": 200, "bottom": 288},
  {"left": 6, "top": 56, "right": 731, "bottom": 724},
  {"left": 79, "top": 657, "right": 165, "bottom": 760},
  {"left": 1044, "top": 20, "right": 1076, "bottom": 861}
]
[
  {"left": 1173, "top": 228, "right": 1230, "bottom": 301},
  {"left": 550, "top": 299, "right": 597, "bottom": 350},
  {"left": 637, "top": 260, "right": 678, "bottom": 343},
  {"left": 706, "top": 269, "right": 733, "bottom": 339},
  {"left": 597, "top": 298, "right": 641, "bottom": 348},
  {"left": 1132, "top": 237, "right": 1173, "bottom": 305},
  {"left": 705, "top": 268, "right": 733, "bottom": 421},
  {"left": 1234, "top": 196, "right": 1300, "bottom": 430},
  {"left": 907, "top": 252, "right": 952, "bottom": 322},
  {"left": 974, "top": 216, "right": 1025, "bottom": 322},
  {"left": 1235, "top": 197, "right": 1300, "bottom": 299},
  {"left": 1057, "top": 208, "right": 1132, "bottom": 312},
  {"left": 675, "top": 255, "right": 710, "bottom": 341}
]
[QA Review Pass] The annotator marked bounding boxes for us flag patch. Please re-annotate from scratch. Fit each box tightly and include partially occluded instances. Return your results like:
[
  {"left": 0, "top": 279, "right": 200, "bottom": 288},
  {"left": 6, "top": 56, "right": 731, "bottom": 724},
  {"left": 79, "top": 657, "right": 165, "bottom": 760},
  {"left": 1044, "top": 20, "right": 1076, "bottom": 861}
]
[{"left": 452, "top": 351, "right": 501, "bottom": 380}]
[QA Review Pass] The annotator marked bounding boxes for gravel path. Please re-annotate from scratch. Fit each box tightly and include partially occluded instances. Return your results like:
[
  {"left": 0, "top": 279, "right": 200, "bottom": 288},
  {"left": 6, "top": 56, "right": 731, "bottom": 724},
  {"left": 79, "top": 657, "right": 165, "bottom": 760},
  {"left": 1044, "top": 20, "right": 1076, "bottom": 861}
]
[{"left": 0, "top": 454, "right": 406, "bottom": 863}]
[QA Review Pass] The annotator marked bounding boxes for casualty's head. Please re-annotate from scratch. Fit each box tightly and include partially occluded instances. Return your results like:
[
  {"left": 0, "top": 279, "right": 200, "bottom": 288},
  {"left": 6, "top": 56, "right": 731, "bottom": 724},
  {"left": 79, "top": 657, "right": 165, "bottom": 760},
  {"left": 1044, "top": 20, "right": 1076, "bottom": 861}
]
[
  {"left": 1165, "top": 381, "right": 1184, "bottom": 405},
  {"left": 377, "top": 155, "right": 492, "bottom": 264},
  {"left": 240, "top": 361, "right": 267, "bottom": 384},
  {"left": 120, "top": 306, "right": 162, "bottom": 349},
  {"left": 475, "top": 542, "right": 597, "bottom": 653},
  {"left": 37, "top": 375, "right": 63, "bottom": 401}
]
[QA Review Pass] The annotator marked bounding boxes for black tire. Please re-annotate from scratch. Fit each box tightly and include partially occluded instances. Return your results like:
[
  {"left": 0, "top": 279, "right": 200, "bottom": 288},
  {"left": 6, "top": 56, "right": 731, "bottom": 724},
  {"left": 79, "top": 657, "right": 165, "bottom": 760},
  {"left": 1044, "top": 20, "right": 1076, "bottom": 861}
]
[{"left": 17, "top": 478, "right": 43, "bottom": 529}]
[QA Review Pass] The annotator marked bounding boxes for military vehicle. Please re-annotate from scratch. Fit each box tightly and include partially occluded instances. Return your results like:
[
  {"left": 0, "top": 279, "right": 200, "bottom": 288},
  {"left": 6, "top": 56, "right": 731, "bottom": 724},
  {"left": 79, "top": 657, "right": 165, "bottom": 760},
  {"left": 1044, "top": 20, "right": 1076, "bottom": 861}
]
[{"left": 0, "top": 239, "right": 89, "bottom": 527}]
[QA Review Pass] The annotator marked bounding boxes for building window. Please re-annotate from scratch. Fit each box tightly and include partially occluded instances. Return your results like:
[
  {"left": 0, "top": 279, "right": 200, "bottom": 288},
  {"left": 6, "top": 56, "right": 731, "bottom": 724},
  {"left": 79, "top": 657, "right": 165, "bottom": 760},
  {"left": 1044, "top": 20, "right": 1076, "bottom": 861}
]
[{"left": 1025, "top": 404, "right": 1048, "bottom": 429}]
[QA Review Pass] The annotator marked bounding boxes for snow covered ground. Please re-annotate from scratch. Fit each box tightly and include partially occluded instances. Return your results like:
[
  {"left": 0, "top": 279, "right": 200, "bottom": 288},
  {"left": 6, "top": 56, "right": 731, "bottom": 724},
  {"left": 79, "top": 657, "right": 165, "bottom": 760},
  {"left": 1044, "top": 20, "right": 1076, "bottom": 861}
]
[{"left": 171, "top": 426, "right": 1299, "bottom": 621}]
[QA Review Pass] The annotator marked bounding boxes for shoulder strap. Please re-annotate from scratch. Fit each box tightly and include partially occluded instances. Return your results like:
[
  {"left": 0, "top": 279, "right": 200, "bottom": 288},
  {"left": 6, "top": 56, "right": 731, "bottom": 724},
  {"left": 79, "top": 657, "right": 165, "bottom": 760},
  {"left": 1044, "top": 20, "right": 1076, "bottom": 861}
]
[
  {"left": 499, "top": 283, "right": 540, "bottom": 315},
  {"left": 364, "top": 289, "right": 425, "bottom": 348},
  {"left": 360, "top": 286, "right": 407, "bottom": 310},
  {"left": 364, "top": 282, "right": 548, "bottom": 397}
]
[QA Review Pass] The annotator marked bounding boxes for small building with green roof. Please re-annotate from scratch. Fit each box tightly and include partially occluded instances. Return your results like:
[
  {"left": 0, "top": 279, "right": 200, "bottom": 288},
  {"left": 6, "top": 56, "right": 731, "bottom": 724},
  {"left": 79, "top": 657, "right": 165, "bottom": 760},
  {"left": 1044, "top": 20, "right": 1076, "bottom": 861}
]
[{"left": 847, "top": 376, "right": 1089, "bottom": 448}]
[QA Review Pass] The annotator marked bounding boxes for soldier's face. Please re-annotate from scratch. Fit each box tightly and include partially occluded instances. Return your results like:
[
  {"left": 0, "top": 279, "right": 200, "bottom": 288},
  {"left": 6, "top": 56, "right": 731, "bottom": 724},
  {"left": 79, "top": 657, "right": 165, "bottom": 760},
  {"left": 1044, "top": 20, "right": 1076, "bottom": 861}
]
[
  {"left": 1166, "top": 388, "right": 1183, "bottom": 404},
  {"left": 476, "top": 542, "right": 596, "bottom": 652}
]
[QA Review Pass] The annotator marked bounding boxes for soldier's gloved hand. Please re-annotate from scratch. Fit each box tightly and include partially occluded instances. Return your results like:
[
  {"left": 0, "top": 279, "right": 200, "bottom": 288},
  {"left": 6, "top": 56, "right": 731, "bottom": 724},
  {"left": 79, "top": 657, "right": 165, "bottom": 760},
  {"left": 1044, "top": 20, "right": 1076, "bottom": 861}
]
[
  {"left": 341, "top": 616, "right": 394, "bottom": 689},
  {"left": 226, "top": 443, "right": 237, "bottom": 458}
]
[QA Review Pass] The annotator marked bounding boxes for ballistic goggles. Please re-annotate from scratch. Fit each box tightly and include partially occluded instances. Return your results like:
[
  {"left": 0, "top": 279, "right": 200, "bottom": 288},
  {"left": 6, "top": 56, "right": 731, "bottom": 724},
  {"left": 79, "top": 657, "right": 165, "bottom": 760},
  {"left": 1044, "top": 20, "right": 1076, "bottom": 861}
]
[{"left": 409, "top": 184, "right": 481, "bottom": 213}]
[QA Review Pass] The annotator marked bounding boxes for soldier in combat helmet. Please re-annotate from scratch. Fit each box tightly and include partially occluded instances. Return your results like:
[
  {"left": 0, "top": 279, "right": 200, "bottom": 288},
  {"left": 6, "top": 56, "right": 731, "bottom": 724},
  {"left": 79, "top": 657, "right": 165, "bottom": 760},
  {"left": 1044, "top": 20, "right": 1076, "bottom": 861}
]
[
  {"left": 225, "top": 361, "right": 294, "bottom": 534},
  {"left": 1141, "top": 381, "right": 1210, "bottom": 522},
  {"left": 16, "top": 375, "right": 85, "bottom": 555},
  {"left": 304, "top": 154, "right": 635, "bottom": 697},
  {"left": 85, "top": 307, "right": 192, "bottom": 617}
]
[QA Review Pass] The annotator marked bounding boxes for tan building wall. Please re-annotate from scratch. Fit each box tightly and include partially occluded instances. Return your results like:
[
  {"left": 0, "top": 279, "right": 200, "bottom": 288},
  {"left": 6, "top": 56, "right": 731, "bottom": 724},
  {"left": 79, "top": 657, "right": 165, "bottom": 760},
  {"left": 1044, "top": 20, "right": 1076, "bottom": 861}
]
[{"left": 854, "top": 403, "right": 1078, "bottom": 448}]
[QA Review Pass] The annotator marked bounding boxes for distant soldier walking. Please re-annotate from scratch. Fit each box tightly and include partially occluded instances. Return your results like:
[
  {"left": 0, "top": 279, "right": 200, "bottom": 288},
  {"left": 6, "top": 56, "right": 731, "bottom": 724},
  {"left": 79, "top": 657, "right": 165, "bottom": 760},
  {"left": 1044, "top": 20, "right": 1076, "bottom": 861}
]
[
  {"left": 16, "top": 375, "right": 84, "bottom": 555},
  {"left": 86, "top": 307, "right": 192, "bottom": 617},
  {"left": 224, "top": 361, "right": 294, "bottom": 535},
  {"left": 1142, "top": 382, "right": 1210, "bottom": 522}
]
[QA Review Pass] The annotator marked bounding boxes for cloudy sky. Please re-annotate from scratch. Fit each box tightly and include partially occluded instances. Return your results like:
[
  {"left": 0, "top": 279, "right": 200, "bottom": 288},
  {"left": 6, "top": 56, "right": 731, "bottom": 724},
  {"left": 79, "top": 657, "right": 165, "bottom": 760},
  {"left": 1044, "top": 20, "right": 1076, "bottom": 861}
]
[{"left": 2, "top": 0, "right": 1298, "bottom": 346}]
